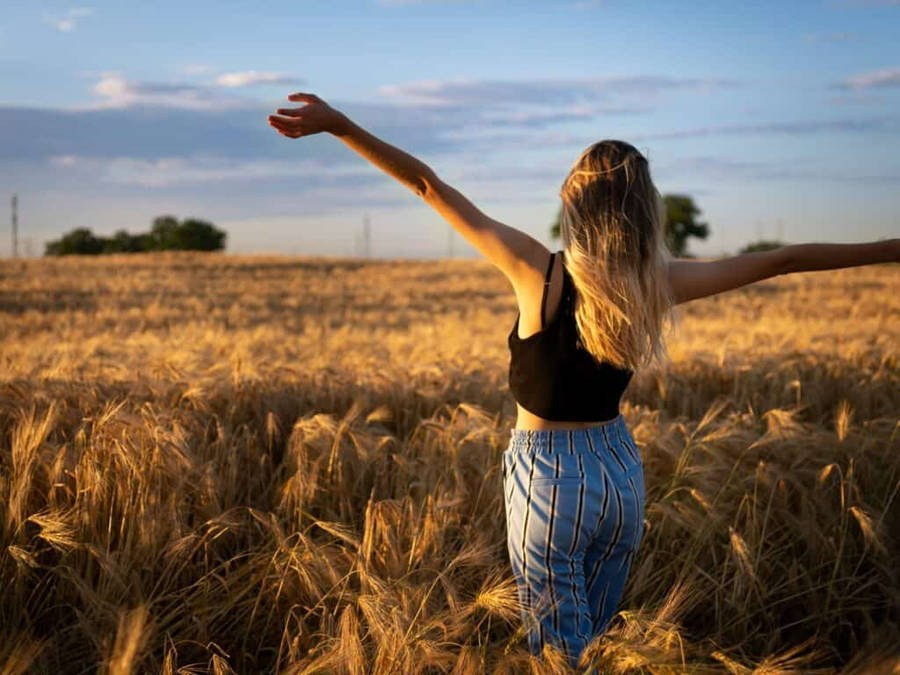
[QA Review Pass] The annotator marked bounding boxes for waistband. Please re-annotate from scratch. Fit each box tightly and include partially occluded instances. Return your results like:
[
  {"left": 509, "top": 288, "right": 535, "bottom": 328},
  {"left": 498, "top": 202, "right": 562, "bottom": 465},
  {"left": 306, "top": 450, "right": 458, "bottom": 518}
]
[{"left": 507, "top": 413, "right": 631, "bottom": 456}]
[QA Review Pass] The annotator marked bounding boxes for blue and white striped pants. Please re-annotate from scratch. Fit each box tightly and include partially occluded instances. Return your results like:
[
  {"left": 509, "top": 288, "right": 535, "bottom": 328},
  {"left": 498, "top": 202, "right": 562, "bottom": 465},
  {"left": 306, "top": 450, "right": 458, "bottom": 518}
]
[{"left": 502, "top": 413, "right": 646, "bottom": 668}]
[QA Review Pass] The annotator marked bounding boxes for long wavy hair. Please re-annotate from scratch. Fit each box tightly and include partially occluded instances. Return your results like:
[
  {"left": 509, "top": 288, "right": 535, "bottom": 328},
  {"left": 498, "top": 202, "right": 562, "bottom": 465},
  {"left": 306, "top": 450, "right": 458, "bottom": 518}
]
[{"left": 558, "top": 140, "right": 675, "bottom": 371}]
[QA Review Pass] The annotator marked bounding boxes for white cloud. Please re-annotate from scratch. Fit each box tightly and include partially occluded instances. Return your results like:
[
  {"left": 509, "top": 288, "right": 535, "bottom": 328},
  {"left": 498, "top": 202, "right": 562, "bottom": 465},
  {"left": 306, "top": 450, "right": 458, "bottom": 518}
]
[
  {"left": 835, "top": 67, "right": 900, "bottom": 89},
  {"left": 215, "top": 71, "right": 303, "bottom": 88},
  {"left": 77, "top": 72, "right": 255, "bottom": 110},
  {"left": 46, "top": 154, "right": 375, "bottom": 187},
  {"left": 378, "top": 74, "right": 738, "bottom": 107},
  {"left": 654, "top": 155, "right": 900, "bottom": 184},
  {"left": 828, "top": 92, "right": 886, "bottom": 105},
  {"left": 49, "top": 155, "right": 78, "bottom": 167},
  {"left": 633, "top": 117, "right": 899, "bottom": 140},
  {"left": 42, "top": 7, "right": 94, "bottom": 33}
]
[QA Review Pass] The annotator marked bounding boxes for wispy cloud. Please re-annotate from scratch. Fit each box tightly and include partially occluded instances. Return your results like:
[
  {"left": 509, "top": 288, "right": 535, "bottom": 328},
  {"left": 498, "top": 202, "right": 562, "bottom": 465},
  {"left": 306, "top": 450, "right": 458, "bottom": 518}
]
[
  {"left": 215, "top": 71, "right": 304, "bottom": 88},
  {"left": 78, "top": 72, "right": 255, "bottom": 110},
  {"left": 473, "top": 101, "right": 651, "bottom": 128},
  {"left": 834, "top": 66, "right": 900, "bottom": 89},
  {"left": 827, "top": 92, "right": 886, "bottom": 105},
  {"left": 46, "top": 154, "right": 377, "bottom": 187},
  {"left": 42, "top": 6, "right": 94, "bottom": 33},
  {"left": 0, "top": 96, "right": 474, "bottom": 165},
  {"left": 44, "top": 152, "right": 571, "bottom": 197},
  {"left": 72, "top": 71, "right": 302, "bottom": 112},
  {"left": 378, "top": 74, "right": 738, "bottom": 107},
  {"left": 633, "top": 116, "right": 899, "bottom": 140},
  {"left": 655, "top": 155, "right": 900, "bottom": 184}
]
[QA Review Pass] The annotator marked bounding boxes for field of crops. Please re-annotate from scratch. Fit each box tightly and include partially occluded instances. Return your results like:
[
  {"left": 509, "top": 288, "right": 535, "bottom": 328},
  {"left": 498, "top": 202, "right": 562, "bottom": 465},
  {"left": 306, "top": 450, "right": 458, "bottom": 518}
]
[{"left": 1, "top": 252, "right": 898, "bottom": 673}]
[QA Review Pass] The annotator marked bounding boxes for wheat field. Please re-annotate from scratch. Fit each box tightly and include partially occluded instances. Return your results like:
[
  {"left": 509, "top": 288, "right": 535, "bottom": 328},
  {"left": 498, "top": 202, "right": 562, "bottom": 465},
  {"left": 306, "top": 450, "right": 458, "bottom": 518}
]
[{"left": 1, "top": 251, "right": 898, "bottom": 674}]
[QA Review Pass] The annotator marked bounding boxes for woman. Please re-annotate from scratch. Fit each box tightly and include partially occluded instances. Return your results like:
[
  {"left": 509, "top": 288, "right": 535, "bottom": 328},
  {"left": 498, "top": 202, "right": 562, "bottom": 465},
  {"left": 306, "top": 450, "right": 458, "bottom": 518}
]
[{"left": 267, "top": 93, "right": 899, "bottom": 668}]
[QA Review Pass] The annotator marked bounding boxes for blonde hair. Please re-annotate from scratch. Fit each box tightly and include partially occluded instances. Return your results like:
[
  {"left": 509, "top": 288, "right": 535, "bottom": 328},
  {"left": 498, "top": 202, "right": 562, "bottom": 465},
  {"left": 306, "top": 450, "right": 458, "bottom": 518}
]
[{"left": 558, "top": 140, "right": 675, "bottom": 371}]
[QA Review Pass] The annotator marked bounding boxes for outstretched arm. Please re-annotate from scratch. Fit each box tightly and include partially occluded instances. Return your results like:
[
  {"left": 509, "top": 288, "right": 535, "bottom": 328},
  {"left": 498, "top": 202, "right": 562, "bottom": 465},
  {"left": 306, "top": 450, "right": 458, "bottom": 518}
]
[
  {"left": 268, "top": 93, "right": 430, "bottom": 196},
  {"left": 668, "top": 239, "right": 899, "bottom": 305},
  {"left": 267, "top": 92, "right": 539, "bottom": 287},
  {"left": 778, "top": 240, "right": 899, "bottom": 274}
]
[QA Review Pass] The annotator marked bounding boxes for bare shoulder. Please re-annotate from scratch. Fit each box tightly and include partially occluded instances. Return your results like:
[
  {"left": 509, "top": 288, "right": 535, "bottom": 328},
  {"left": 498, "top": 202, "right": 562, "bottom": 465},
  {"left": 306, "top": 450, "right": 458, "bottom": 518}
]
[
  {"left": 507, "top": 238, "right": 554, "bottom": 301},
  {"left": 419, "top": 173, "right": 547, "bottom": 292}
]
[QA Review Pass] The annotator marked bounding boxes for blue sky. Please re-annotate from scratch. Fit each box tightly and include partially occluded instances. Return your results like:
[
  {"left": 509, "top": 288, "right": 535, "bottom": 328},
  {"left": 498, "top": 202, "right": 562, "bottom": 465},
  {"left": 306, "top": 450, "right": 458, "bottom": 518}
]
[{"left": 1, "top": 0, "right": 898, "bottom": 258}]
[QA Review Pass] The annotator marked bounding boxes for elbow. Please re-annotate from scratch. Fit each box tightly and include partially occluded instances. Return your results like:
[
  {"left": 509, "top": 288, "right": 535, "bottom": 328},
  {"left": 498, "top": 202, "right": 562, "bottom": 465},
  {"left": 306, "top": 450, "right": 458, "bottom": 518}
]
[{"left": 416, "top": 168, "right": 437, "bottom": 200}]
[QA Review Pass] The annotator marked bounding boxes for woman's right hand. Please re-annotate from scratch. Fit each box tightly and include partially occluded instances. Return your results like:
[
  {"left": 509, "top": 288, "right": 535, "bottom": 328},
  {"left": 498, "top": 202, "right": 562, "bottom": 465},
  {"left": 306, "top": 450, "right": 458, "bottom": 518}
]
[{"left": 267, "top": 92, "right": 349, "bottom": 139}]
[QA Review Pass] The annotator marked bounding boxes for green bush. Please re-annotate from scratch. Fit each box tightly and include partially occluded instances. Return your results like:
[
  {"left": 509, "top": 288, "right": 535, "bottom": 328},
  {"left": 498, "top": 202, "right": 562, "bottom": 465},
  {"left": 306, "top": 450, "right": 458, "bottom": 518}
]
[
  {"left": 45, "top": 217, "right": 227, "bottom": 256},
  {"left": 44, "top": 227, "right": 105, "bottom": 256}
]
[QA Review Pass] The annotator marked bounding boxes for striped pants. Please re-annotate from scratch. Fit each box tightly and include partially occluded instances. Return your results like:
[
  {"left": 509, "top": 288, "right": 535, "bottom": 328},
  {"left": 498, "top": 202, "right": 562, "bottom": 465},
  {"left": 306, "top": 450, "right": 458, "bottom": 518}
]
[{"left": 502, "top": 414, "right": 645, "bottom": 668}]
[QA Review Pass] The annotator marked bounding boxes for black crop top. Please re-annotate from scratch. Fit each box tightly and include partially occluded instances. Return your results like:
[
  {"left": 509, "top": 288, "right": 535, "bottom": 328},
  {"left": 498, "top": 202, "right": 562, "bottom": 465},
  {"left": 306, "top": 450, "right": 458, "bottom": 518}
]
[{"left": 508, "top": 250, "right": 634, "bottom": 422}]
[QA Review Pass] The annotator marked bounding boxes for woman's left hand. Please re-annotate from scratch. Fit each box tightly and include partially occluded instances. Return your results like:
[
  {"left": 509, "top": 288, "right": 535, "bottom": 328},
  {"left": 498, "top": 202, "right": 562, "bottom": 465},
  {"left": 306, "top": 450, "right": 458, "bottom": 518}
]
[{"left": 267, "top": 92, "right": 347, "bottom": 138}]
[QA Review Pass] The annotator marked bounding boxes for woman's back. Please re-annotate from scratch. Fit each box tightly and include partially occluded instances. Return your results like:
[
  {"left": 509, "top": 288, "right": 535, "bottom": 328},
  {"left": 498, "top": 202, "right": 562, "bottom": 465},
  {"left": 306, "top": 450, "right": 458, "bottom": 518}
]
[{"left": 508, "top": 249, "right": 633, "bottom": 426}]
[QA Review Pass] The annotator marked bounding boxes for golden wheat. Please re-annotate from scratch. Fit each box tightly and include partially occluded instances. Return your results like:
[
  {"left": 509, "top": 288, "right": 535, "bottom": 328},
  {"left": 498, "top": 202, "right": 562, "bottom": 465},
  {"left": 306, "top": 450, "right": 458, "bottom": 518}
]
[{"left": 1, "top": 252, "right": 898, "bottom": 673}]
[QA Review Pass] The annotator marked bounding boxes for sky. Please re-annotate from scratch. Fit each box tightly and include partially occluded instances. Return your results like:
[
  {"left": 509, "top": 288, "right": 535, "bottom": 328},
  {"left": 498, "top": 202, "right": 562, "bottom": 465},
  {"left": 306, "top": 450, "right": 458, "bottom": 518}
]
[{"left": 1, "top": 0, "right": 898, "bottom": 259}]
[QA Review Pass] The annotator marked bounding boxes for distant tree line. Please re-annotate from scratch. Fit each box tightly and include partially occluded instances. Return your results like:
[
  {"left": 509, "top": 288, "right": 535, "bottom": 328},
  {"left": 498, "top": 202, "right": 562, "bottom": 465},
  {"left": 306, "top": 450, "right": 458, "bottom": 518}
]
[{"left": 45, "top": 216, "right": 226, "bottom": 256}]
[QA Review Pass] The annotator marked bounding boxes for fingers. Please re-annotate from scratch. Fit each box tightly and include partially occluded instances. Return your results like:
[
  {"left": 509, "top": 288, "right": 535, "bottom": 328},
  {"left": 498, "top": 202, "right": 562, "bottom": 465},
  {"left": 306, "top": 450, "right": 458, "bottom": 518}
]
[
  {"left": 268, "top": 113, "right": 298, "bottom": 124},
  {"left": 268, "top": 93, "right": 320, "bottom": 136},
  {"left": 268, "top": 114, "right": 302, "bottom": 129},
  {"left": 271, "top": 126, "right": 303, "bottom": 139},
  {"left": 288, "top": 92, "right": 318, "bottom": 103},
  {"left": 267, "top": 116, "right": 304, "bottom": 138}
]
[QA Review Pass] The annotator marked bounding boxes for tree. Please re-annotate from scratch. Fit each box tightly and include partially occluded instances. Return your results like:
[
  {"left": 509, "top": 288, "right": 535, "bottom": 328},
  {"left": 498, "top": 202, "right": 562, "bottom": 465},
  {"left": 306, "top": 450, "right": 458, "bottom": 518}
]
[
  {"left": 171, "top": 218, "right": 227, "bottom": 251},
  {"left": 149, "top": 215, "right": 180, "bottom": 251},
  {"left": 45, "top": 216, "right": 227, "bottom": 256},
  {"left": 103, "top": 229, "right": 146, "bottom": 253},
  {"left": 44, "top": 227, "right": 105, "bottom": 256},
  {"left": 661, "top": 194, "right": 709, "bottom": 257},
  {"left": 549, "top": 193, "right": 710, "bottom": 257},
  {"left": 550, "top": 205, "right": 563, "bottom": 240}
]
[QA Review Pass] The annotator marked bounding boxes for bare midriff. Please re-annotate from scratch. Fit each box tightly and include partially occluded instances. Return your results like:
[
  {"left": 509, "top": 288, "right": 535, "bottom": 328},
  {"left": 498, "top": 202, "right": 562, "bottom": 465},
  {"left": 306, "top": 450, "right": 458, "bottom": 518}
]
[{"left": 514, "top": 402, "right": 619, "bottom": 431}]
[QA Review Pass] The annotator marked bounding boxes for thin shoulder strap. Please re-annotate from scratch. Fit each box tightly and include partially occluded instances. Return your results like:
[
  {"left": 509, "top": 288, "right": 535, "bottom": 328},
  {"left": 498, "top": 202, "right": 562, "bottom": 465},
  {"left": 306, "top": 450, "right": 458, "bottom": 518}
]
[{"left": 539, "top": 251, "right": 555, "bottom": 329}]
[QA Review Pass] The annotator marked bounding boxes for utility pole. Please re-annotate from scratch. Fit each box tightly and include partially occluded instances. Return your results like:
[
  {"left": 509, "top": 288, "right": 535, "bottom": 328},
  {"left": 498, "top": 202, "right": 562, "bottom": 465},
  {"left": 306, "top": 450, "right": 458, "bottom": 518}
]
[{"left": 11, "top": 193, "right": 18, "bottom": 258}]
